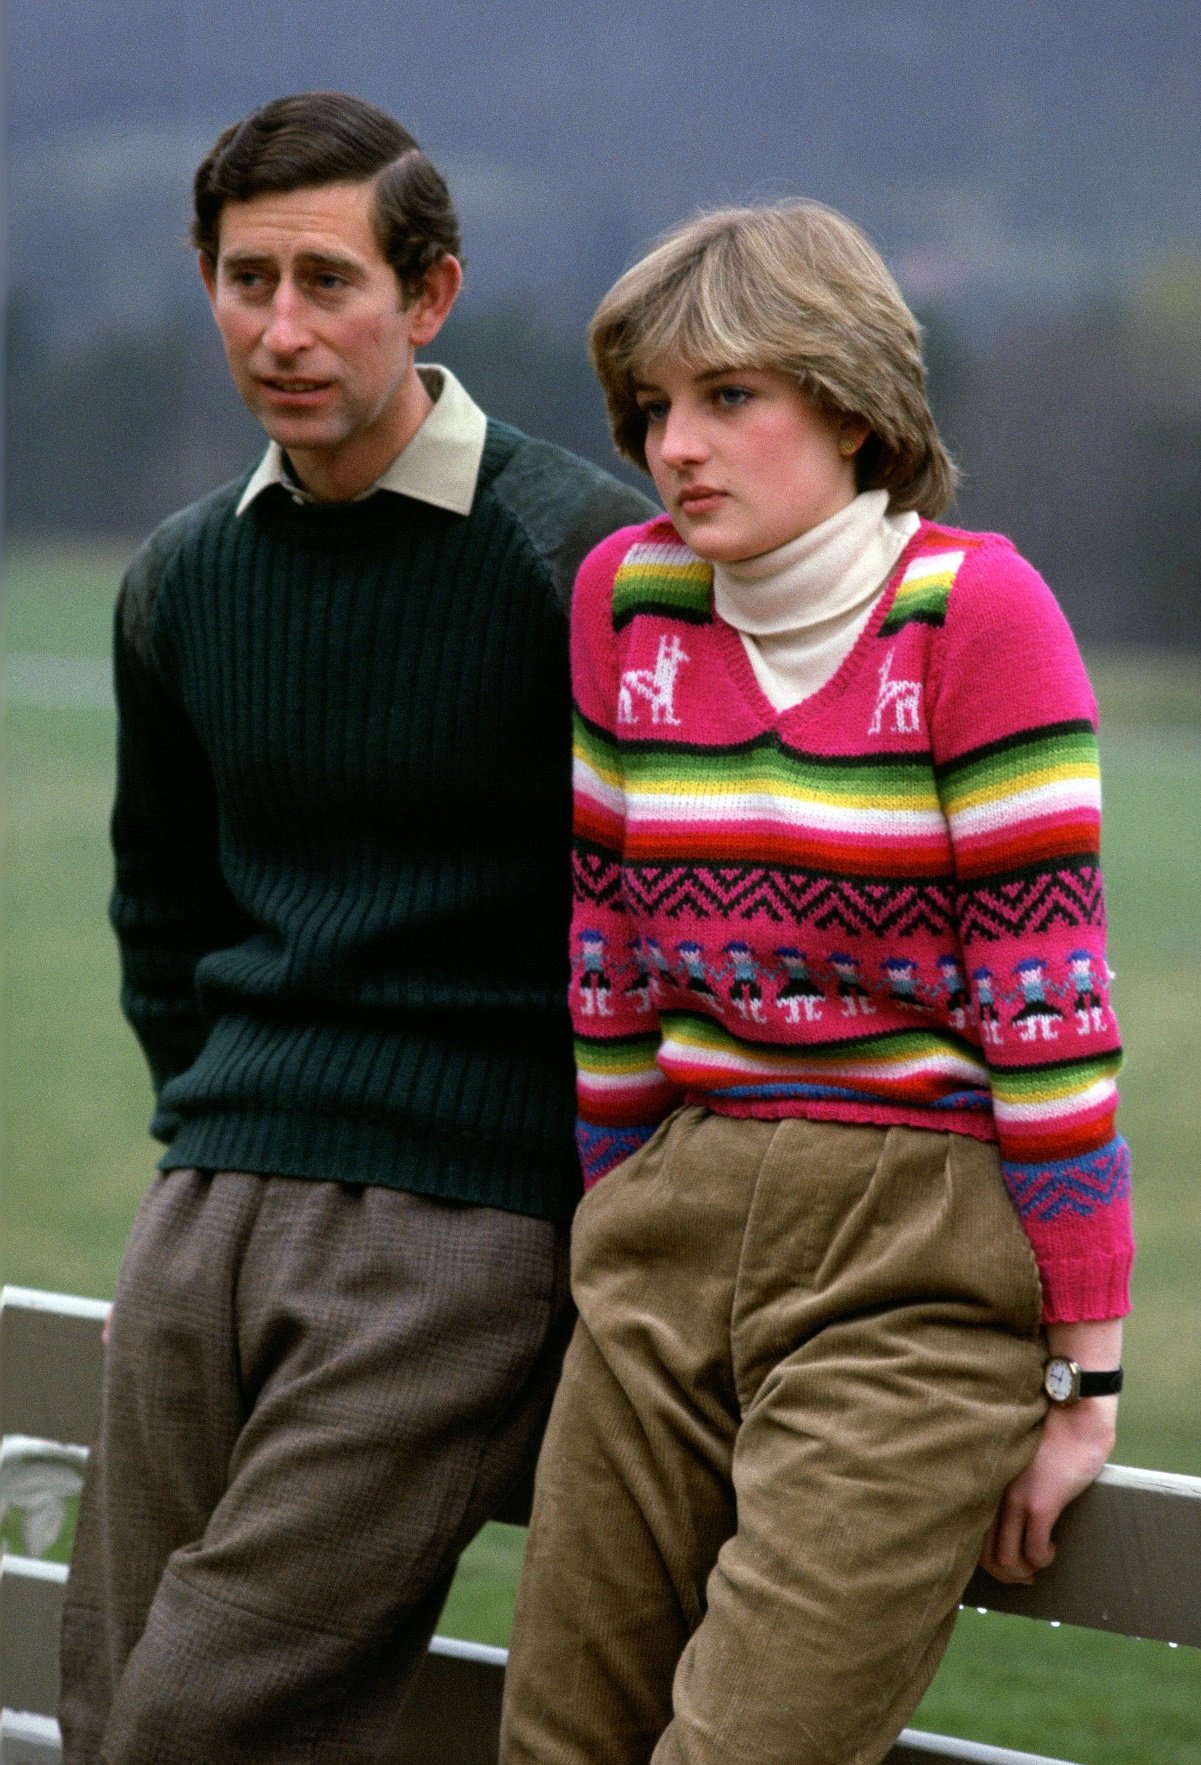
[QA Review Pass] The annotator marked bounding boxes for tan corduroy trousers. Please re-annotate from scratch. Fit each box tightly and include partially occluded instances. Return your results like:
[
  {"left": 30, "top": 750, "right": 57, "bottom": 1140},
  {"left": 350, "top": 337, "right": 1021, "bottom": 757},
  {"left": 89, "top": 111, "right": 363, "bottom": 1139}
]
[
  {"left": 60, "top": 1169, "right": 572, "bottom": 1765},
  {"left": 500, "top": 1109, "right": 1047, "bottom": 1765}
]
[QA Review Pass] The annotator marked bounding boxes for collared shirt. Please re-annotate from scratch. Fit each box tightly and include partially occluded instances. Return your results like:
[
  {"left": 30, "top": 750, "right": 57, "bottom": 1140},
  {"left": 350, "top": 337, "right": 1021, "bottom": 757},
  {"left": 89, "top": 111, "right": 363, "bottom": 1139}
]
[{"left": 235, "top": 364, "right": 489, "bottom": 518}]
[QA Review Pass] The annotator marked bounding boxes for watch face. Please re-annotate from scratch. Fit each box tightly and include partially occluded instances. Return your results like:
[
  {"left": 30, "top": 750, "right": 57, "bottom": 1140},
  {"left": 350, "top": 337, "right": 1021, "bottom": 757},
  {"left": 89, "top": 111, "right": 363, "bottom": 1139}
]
[{"left": 1044, "top": 1357, "right": 1077, "bottom": 1403}]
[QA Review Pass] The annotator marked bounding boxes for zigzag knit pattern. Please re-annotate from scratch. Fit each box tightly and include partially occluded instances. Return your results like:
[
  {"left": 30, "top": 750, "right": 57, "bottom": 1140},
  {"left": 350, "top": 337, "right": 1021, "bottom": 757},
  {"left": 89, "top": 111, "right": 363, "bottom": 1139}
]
[{"left": 570, "top": 516, "right": 1133, "bottom": 1322}]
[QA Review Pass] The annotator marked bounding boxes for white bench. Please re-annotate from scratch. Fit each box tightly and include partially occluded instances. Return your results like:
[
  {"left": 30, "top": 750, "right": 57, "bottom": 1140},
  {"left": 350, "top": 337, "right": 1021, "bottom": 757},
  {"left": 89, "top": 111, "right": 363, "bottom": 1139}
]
[{"left": 3, "top": 1284, "right": 1198, "bottom": 1765}]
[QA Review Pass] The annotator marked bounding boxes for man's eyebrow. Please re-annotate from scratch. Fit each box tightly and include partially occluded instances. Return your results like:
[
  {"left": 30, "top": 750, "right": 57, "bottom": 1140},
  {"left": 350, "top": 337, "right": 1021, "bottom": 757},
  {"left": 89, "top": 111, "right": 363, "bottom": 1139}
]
[{"left": 220, "top": 249, "right": 367, "bottom": 277}]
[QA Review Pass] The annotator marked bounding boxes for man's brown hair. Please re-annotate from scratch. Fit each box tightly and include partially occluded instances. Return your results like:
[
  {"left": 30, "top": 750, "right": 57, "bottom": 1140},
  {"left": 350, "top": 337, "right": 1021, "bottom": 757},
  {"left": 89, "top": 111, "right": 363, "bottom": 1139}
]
[{"left": 192, "top": 91, "right": 461, "bottom": 299}]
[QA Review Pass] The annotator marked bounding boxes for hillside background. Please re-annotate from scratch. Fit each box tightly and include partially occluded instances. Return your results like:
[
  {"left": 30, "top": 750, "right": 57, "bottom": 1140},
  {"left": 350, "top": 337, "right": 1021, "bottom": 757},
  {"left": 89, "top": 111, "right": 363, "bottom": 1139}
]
[{"left": 6, "top": 0, "right": 1201, "bottom": 646}]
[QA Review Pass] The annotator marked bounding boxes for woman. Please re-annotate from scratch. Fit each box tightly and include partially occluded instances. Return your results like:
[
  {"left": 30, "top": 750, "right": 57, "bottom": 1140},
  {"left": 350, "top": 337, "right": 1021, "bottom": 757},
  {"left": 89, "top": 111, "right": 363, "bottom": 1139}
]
[{"left": 500, "top": 202, "right": 1131, "bottom": 1765}]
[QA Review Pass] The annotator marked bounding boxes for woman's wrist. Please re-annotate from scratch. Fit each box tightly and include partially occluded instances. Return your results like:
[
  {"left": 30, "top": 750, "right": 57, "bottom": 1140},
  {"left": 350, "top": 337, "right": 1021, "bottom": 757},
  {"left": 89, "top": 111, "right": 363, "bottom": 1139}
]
[{"left": 1044, "top": 1317, "right": 1123, "bottom": 1372}]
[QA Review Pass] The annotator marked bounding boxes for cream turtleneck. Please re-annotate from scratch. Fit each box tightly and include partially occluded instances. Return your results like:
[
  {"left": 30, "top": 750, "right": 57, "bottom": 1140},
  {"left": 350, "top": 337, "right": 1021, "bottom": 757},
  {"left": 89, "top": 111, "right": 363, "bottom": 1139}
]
[{"left": 712, "top": 490, "right": 920, "bottom": 711}]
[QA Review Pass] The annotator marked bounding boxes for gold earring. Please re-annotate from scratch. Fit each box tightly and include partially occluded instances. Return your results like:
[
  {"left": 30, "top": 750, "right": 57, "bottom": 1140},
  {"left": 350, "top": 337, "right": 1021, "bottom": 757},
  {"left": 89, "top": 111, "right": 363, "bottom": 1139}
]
[{"left": 838, "top": 436, "right": 858, "bottom": 457}]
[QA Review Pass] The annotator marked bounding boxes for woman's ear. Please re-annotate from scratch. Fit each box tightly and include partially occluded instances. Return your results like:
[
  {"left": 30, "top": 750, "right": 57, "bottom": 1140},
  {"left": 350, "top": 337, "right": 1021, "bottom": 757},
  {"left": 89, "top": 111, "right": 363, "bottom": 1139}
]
[{"left": 837, "top": 418, "right": 872, "bottom": 458}]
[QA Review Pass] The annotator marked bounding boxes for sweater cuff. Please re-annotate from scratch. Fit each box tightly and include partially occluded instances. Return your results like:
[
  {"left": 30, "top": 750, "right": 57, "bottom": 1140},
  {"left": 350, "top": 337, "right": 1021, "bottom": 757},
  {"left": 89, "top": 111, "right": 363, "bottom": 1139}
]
[
  {"left": 1002, "top": 1138, "right": 1134, "bottom": 1322},
  {"left": 576, "top": 1119, "right": 658, "bottom": 1187}
]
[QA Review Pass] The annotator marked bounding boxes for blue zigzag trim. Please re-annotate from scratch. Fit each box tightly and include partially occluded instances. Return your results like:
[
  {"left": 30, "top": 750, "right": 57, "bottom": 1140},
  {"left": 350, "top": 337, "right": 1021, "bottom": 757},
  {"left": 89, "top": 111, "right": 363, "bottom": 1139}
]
[
  {"left": 1002, "top": 1136, "right": 1131, "bottom": 1222},
  {"left": 576, "top": 1120, "right": 657, "bottom": 1185}
]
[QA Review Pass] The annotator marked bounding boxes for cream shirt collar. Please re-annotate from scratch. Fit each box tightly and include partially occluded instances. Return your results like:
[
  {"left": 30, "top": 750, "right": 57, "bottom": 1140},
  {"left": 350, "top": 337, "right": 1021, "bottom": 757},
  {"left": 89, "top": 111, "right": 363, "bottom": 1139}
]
[{"left": 235, "top": 364, "right": 487, "bottom": 518}]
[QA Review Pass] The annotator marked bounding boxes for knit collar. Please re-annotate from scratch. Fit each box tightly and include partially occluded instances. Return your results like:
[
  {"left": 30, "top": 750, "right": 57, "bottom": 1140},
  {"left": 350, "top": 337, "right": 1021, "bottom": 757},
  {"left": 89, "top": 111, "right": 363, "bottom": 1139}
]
[
  {"left": 712, "top": 491, "right": 920, "bottom": 636},
  {"left": 235, "top": 364, "right": 488, "bottom": 518}
]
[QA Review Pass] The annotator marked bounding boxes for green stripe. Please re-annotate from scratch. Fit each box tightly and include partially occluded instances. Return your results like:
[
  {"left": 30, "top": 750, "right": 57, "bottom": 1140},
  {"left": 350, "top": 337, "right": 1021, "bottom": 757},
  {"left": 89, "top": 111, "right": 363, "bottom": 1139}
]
[
  {"left": 575, "top": 718, "right": 938, "bottom": 806},
  {"left": 939, "top": 724, "right": 1098, "bottom": 799},
  {"left": 622, "top": 742, "right": 936, "bottom": 805},
  {"left": 612, "top": 562, "right": 712, "bottom": 626},
  {"left": 575, "top": 1033, "right": 662, "bottom": 1071},
  {"left": 880, "top": 581, "right": 952, "bottom": 635},
  {"left": 991, "top": 1051, "right": 1123, "bottom": 1103},
  {"left": 573, "top": 711, "right": 622, "bottom": 773},
  {"left": 661, "top": 1011, "right": 976, "bottom": 1065}
]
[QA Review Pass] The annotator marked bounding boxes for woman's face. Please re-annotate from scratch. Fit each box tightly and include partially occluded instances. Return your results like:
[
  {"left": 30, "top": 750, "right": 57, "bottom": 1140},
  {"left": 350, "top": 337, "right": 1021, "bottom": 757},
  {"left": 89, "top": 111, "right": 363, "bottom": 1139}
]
[{"left": 634, "top": 358, "right": 865, "bottom": 564}]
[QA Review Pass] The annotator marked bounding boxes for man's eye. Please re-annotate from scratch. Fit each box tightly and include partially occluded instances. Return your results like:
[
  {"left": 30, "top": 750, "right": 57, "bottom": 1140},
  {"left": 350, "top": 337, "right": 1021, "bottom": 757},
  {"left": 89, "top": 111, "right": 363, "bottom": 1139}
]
[{"left": 313, "top": 273, "right": 348, "bottom": 292}]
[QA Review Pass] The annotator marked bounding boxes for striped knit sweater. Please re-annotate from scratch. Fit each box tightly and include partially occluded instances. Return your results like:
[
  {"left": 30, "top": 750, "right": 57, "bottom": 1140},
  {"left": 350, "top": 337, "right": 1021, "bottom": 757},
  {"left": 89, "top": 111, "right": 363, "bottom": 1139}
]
[
  {"left": 571, "top": 515, "right": 1133, "bottom": 1322},
  {"left": 110, "top": 421, "right": 654, "bottom": 1222}
]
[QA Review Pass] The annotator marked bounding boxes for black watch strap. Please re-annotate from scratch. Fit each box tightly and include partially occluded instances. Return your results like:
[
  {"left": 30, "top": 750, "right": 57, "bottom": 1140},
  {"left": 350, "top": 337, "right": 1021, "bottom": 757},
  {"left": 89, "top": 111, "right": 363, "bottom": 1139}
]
[{"left": 1078, "top": 1367, "right": 1124, "bottom": 1398}]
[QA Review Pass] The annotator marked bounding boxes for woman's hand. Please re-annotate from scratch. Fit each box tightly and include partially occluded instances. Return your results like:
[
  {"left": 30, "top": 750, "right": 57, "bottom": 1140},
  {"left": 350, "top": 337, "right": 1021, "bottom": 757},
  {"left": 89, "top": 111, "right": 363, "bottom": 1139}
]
[
  {"left": 979, "top": 1317, "right": 1123, "bottom": 1584},
  {"left": 979, "top": 1396, "right": 1117, "bottom": 1583}
]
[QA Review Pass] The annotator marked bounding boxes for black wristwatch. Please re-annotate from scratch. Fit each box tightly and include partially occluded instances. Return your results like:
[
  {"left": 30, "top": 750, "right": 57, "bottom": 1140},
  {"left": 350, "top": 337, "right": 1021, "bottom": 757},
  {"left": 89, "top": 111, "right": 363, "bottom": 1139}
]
[{"left": 1042, "top": 1356, "right": 1124, "bottom": 1405}]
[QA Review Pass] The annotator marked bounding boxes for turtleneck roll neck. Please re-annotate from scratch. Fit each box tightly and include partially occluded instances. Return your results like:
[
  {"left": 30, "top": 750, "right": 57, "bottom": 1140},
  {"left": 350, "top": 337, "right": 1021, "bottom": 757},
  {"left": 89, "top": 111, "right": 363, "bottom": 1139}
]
[{"left": 713, "top": 490, "right": 921, "bottom": 710}]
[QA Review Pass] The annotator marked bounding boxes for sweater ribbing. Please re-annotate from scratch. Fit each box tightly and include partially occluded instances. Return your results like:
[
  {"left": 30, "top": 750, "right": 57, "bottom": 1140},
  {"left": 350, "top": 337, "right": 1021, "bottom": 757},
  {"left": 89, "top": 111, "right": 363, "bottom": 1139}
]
[{"left": 110, "top": 422, "right": 655, "bottom": 1222}]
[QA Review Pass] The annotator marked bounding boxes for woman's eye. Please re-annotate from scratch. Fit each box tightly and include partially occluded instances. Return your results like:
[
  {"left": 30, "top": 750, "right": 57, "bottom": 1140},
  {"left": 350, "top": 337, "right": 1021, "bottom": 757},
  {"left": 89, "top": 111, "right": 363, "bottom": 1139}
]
[
  {"left": 714, "top": 385, "right": 752, "bottom": 409},
  {"left": 639, "top": 399, "right": 669, "bottom": 424}
]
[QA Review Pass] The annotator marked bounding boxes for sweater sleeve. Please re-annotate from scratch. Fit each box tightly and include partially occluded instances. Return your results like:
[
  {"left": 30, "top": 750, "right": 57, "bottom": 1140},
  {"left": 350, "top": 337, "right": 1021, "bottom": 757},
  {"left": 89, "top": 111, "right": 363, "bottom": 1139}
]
[
  {"left": 109, "top": 542, "right": 253, "bottom": 1130},
  {"left": 929, "top": 538, "right": 1133, "bottom": 1322},
  {"left": 570, "top": 526, "right": 683, "bottom": 1184}
]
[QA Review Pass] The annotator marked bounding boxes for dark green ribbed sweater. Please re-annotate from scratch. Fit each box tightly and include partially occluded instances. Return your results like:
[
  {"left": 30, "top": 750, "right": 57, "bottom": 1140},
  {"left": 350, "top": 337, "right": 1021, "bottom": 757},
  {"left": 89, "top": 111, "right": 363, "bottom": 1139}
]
[{"left": 110, "top": 420, "right": 655, "bottom": 1222}]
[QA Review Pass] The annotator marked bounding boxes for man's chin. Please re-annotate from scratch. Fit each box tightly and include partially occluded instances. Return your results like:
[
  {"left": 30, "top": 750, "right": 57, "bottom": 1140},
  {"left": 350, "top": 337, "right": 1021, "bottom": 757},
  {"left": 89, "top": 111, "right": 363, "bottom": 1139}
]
[{"left": 259, "top": 416, "right": 347, "bottom": 456}]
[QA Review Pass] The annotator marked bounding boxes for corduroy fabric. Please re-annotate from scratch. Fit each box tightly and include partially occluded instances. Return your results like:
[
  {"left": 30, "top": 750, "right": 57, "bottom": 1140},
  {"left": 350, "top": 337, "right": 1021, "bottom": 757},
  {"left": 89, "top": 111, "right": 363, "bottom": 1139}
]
[
  {"left": 108, "top": 425, "right": 653, "bottom": 1222},
  {"left": 500, "top": 1108, "right": 1046, "bottom": 1765},
  {"left": 60, "top": 1169, "right": 573, "bottom": 1765}
]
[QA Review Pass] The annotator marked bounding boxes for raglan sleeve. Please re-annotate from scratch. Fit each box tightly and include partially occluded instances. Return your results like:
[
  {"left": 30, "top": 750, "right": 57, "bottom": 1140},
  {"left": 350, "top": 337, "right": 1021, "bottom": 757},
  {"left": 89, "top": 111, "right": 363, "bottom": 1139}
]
[
  {"left": 570, "top": 527, "right": 683, "bottom": 1186},
  {"left": 109, "top": 540, "right": 252, "bottom": 1129},
  {"left": 929, "top": 539, "right": 1133, "bottom": 1323}
]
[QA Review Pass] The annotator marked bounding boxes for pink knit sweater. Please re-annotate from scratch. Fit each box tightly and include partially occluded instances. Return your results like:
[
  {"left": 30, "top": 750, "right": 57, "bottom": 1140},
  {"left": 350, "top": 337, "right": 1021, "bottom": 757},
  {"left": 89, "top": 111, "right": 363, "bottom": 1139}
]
[{"left": 570, "top": 515, "right": 1133, "bottom": 1323}]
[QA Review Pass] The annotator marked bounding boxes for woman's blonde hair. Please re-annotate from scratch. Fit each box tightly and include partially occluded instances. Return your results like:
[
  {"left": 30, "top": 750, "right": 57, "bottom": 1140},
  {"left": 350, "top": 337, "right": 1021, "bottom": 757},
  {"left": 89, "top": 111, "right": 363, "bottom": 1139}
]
[{"left": 589, "top": 201, "right": 956, "bottom": 517}]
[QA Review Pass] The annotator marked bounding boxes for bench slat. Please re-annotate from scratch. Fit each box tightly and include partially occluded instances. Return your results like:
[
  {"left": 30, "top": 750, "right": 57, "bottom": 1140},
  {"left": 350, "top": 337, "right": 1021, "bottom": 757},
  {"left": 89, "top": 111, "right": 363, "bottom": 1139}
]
[
  {"left": 0, "top": 1560, "right": 65, "bottom": 1717},
  {"left": 0, "top": 1290, "right": 107, "bottom": 1447},
  {"left": 963, "top": 1464, "right": 1201, "bottom": 1646},
  {"left": 0, "top": 1710, "right": 63, "bottom": 1764}
]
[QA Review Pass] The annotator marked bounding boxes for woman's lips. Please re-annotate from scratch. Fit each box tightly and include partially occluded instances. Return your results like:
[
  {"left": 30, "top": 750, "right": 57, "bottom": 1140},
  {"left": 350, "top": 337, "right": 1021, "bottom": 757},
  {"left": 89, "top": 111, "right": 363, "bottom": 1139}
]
[{"left": 677, "top": 485, "right": 725, "bottom": 513}]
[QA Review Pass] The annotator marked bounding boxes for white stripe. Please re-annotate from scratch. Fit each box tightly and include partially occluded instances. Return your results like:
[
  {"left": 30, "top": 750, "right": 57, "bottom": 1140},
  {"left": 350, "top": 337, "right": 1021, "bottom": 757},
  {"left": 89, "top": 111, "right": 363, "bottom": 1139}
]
[
  {"left": 626, "top": 790, "right": 946, "bottom": 838},
  {"left": 660, "top": 1036, "right": 987, "bottom": 1086},
  {"left": 948, "top": 776, "right": 1101, "bottom": 838},
  {"left": 574, "top": 757, "right": 624, "bottom": 818},
  {"left": 994, "top": 1077, "right": 1118, "bottom": 1125},
  {"left": 622, "top": 541, "right": 704, "bottom": 570},
  {"left": 899, "top": 549, "right": 964, "bottom": 583},
  {"left": 578, "top": 1070, "right": 666, "bottom": 1094}
]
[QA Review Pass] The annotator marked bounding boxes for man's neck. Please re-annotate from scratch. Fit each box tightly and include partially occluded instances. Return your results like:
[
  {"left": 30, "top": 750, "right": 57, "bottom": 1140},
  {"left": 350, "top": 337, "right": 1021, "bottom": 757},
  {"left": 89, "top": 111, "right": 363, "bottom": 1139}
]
[{"left": 285, "top": 372, "right": 435, "bottom": 503}]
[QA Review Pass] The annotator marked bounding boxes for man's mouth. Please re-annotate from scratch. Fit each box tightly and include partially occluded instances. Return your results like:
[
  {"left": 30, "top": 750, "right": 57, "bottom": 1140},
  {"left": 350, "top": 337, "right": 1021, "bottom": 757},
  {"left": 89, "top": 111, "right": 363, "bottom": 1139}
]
[{"left": 260, "top": 379, "right": 332, "bottom": 397}]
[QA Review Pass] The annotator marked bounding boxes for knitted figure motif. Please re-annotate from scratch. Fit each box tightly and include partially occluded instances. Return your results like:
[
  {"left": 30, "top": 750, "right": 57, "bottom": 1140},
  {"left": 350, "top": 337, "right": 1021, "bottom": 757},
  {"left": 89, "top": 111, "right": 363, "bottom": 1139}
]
[{"left": 570, "top": 516, "right": 1133, "bottom": 1323}]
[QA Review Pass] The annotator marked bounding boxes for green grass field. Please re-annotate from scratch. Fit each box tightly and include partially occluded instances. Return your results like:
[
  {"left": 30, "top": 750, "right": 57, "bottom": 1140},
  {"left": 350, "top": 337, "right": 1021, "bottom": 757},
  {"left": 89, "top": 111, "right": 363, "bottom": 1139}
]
[{"left": 4, "top": 542, "right": 1199, "bottom": 1761}]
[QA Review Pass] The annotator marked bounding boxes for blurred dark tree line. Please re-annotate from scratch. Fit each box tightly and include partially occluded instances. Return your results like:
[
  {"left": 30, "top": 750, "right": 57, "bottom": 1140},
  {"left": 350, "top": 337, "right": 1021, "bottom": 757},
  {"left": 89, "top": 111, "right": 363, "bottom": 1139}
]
[{"left": 7, "top": 283, "right": 1200, "bottom": 648}]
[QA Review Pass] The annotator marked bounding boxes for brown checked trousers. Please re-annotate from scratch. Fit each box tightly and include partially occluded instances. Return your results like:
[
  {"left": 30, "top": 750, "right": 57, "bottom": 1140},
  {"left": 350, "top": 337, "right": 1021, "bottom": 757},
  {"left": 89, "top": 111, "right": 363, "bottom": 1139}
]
[{"left": 60, "top": 1168, "right": 572, "bottom": 1765}]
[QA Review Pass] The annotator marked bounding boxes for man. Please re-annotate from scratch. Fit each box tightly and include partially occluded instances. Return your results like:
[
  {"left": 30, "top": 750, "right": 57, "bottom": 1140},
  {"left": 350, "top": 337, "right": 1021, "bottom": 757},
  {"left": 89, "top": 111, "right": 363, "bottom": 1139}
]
[{"left": 59, "top": 92, "right": 653, "bottom": 1764}]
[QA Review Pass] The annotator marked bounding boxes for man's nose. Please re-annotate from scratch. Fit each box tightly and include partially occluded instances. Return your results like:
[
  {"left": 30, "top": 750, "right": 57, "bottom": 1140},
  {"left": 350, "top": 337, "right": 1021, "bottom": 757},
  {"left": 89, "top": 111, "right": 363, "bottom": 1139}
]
[{"left": 261, "top": 283, "right": 313, "bottom": 355}]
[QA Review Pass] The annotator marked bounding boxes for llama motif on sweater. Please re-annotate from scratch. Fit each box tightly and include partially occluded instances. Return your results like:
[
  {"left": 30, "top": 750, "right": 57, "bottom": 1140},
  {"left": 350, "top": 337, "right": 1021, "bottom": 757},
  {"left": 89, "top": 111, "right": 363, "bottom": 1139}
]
[{"left": 570, "top": 516, "right": 1133, "bottom": 1323}]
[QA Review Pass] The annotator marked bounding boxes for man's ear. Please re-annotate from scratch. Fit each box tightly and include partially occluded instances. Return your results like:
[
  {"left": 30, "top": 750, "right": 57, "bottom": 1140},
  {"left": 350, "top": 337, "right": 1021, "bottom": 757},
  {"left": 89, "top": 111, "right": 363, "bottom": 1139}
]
[
  {"left": 198, "top": 252, "right": 219, "bottom": 313},
  {"left": 405, "top": 255, "right": 463, "bottom": 348}
]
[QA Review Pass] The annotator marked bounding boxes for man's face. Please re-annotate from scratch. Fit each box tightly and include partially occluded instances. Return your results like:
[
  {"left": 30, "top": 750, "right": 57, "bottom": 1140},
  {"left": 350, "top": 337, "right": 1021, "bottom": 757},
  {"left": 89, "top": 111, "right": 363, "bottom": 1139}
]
[{"left": 199, "top": 180, "right": 456, "bottom": 498}]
